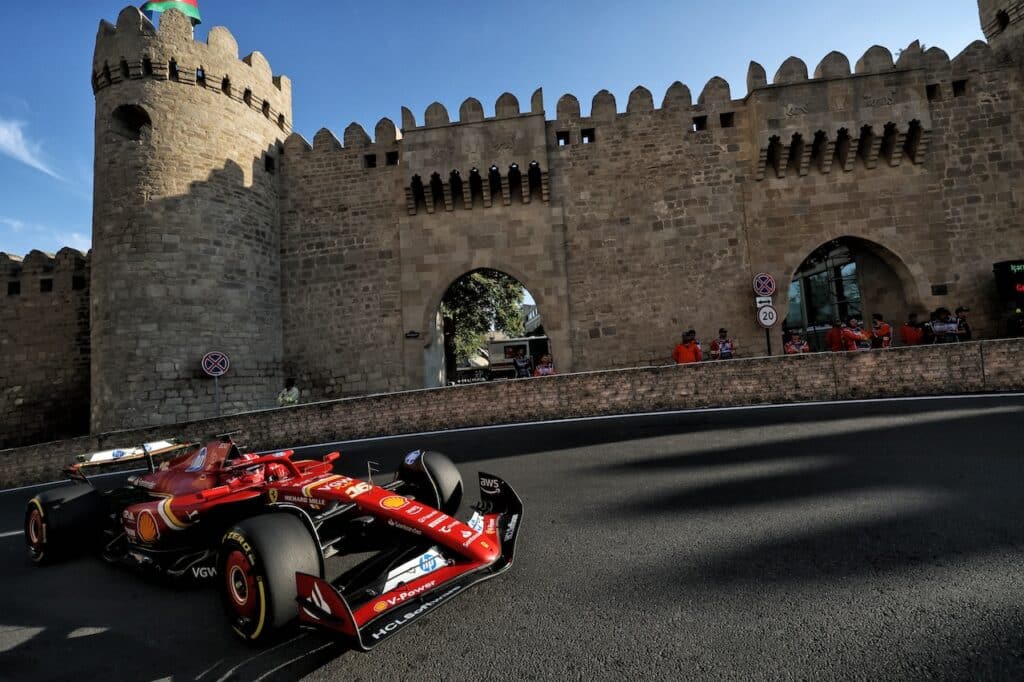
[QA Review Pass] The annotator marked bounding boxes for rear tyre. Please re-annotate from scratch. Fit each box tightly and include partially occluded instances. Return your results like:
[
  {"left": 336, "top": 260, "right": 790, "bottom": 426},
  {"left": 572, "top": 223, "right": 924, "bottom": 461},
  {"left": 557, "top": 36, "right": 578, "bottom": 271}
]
[
  {"left": 219, "top": 513, "right": 320, "bottom": 644},
  {"left": 25, "top": 484, "right": 103, "bottom": 565}
]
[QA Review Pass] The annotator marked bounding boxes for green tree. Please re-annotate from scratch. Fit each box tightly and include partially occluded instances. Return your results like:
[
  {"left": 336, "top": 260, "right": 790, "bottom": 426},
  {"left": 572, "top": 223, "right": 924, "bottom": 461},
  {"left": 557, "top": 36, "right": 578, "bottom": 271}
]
[{"left": 441, "top": 270, "right": 525, "bottom": 364}]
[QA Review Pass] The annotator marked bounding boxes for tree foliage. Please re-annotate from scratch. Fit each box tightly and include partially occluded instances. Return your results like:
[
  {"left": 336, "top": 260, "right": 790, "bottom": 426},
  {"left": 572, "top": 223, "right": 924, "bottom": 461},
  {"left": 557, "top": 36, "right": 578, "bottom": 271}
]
[{"left": 441, "top": 270, "right": 525, "bottom": 363}]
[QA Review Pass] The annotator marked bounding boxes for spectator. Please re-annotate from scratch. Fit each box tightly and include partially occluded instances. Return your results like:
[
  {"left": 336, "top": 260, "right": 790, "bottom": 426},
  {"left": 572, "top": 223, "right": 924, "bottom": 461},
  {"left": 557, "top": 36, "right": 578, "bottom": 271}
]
[
  {"left": 899, "top": 313, "right": 925, "bottom": 346},
  {"left": 533, "top": 354, "right": 557, "bottom": 376},
  {"left": 931, "top": 307, "right": 959, "bottom": 343},
  {"left": 672, "top": 330, "right": 703, "bottom": 364},
  {"left": 870, "top": 313, "right": 893, "bottom": 349},
  {"left": 709, "top": 328, "right": 737, "bottom": 360},
  {"left": 955, "top": 306, "right": 972, "bottom": 341},
  {"left": 784, "top": 331, "right": 811, "bottom": 354},
  {"left": 277, "top": 378, "right": 300, "bottom": 406},
  {"left": 841, "top": 317, "right": 871, "bottom": 351},
  {"left": 511, "top": 348, "right": 532, "bottom": 378},
  {"left": 825, "top": 319, "right": 844, "bottom": 352}
]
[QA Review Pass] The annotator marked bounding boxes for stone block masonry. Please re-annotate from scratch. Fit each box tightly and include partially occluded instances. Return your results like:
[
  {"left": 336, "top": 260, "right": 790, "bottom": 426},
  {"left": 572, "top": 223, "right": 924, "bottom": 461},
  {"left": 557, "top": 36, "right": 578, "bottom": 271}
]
[{"left": 1, "top": 339, "right": 1021, "bottom": 489}]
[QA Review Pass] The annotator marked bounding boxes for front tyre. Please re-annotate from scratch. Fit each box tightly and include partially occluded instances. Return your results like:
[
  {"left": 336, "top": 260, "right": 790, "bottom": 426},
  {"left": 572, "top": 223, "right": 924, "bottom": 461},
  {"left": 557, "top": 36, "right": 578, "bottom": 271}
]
[{"left": 219, "top": 514, "right": 320, "bottom": 644}]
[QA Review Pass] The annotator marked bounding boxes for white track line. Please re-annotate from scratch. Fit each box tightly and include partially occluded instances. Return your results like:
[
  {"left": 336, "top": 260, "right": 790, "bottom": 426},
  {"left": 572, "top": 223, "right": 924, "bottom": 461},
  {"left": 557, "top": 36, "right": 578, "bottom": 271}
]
[{"left": 0, "top": 530, "right": 22, "bottom": 538}]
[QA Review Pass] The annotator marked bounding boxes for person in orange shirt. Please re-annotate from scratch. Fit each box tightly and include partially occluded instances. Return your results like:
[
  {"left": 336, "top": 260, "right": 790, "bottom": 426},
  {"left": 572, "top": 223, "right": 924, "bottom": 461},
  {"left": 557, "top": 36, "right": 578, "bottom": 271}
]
[
  {"left": 784, "top": 331, "right": 811, "bottom": 354},
  {"left": 672, "top": 330, "right": 702, "bottom": 364},
  {"left": 870, "top": 313, "right": 893, "bottom": 348},
  {"left": 899, "top": 313, "right": 925, "bottom": 346},
  {"left": 824, "top": 319, "right": 844, "bottom": 352},
  {"left": 841, "top": 317, "right": 871, "bottom": 351}
]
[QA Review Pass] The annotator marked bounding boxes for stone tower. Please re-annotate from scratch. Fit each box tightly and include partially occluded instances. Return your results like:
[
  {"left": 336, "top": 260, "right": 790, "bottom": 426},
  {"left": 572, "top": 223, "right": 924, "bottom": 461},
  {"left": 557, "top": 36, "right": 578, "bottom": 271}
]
[
  {"left": 978, "top": 1, "right": 1024, "bottom": 53},
  {"left": 91, "top": 7, "right": 292, "bottom": 431}
]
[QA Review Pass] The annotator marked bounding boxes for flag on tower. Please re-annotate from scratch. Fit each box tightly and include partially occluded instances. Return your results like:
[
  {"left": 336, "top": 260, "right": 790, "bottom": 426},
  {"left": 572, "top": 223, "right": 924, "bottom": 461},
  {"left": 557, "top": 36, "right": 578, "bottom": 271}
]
[{"left": 140, "top": 1, "right": 202, "bottom": 25}]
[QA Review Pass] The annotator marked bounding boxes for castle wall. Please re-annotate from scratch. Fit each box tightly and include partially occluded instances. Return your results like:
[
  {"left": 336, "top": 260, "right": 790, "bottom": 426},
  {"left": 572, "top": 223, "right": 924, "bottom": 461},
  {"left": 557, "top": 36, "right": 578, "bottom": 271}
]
[
  {"left": 0, "top": 250, "right": 90, "bottom": 448},
  {"left": 89, "top": 8, "right": 292, "bottom": 430}
]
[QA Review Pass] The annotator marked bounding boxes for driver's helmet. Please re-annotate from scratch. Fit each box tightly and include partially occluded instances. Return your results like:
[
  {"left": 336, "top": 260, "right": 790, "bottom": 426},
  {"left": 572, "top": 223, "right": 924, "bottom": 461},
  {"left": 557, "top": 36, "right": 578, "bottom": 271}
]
[{"left": 265, "top": 462, "right": 290, "bottom": 481}]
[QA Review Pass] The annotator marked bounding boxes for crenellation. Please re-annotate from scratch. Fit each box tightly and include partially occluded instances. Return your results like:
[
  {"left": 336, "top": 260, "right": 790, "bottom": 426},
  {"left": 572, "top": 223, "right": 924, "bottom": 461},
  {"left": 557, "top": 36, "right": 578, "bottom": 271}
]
[
  {"left": 774, "top": 57, "right": 809, "bottom": 85},
  {"left": 343, "top": 122, "right": 371, "bottom": 148},
  {"left": 662, "top": 81, "right": 693, "bottom": 108},
  {"left": 626, "top": 86, "right": 654, "bottom": 113},
  {"left": 459, "top": 97, "right": 485, "bottom": 123},
  {"left": 815, "top": 51, "right": 852, "bottom": 79},
  {"left": 698, "top": 77, "right": 732, "bottom": 107},
  {"left": 856, "top": 45, "right": 896, "bottom": 74},
  {"left": 556, "top": 93, "right": 581, "bottom": 120},
  {"left": 530, "top": 87, "right": 544, "bottom": 114},
  {"left": 495, "top": 92, "right": 521, "bottom": 118},
  {"left": 591, "top": 90, "right": 617, "bottom": 120},
  {"left": 424, "top": 102, "right": 450, "bottom": 127}
]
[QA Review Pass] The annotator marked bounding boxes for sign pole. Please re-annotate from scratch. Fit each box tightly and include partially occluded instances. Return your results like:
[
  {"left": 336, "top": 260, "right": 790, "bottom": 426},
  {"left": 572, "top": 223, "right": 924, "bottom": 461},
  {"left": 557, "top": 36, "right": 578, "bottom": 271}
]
[
  {"left": 765, "top": 328, "right": 772, "bottom": 356},
  {"left": 214, "top": 375, "right": 221, "bottom": 417}
]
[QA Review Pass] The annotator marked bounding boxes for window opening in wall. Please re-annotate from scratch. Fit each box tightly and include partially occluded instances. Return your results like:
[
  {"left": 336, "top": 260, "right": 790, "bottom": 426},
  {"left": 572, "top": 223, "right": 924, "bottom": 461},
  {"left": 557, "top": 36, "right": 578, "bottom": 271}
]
[
  {"left": 508, "top": 164, "right": 523, "bottom": 202},
  {"left": 142, "top": 58, "right": 153, "bottom": 76},
  {"left": 7, "top": 281, "right": 20, "bottom": 296},
  {"left": 787, "top": 241, "right": 862, "bottom": 350},
  {"left": 766, "top": 135, "right": 782, "bottom": 176},
  {"left": 262, "top": 100, "right": 271, "bottom": 118},
  {"left": 810, "top": 130, "right": 828, "bottom": 171},
  {"left": 385, "top": 151, "right": 399, "bottom": 166},
  {"left": 997, "top": 9, "right": 1011, "bottom": 32},
  {"left": 450, "top": 170, "right": 465, "bottom": 208},
  {"left": 720, "top": 112, "right": 735, "bottom": 128},
  {"left": 488, "top": 165, "right": 502, "bottom": 201},
  {"left": 429, "top": 172, "right": 445, "bottom": 210},
  {"left": 468, "top": 167, "right": 484, "bottom": 206},
  {"left": 72, "top": 274, "right": 87, "bottom": 291},
  {"left": 168, "top": 59, "right": 179, "bottom": 81},
  {"left": 903, "top": 119, "right": 923, "bottom": 162},
  {"left": 857, "top": 124, "right": 875, "bottom": 166},
  {"left": 952, "top": 79, "right": 967, "bottom": 97},
  {"left": 581, "top": 128, "right": 596, "bottom": 144},
  {"left": 556, "top": 131, "right": 570, "bottom": 146},
  {"left": 40, "top": 278, "right": 53, "bottom": 293},
  {"left": 120, "top": 59, "right": 130, "bottom": 80},
  {"left": 196, "top": 67, "right": 206, "bottom": 87},
  {"left": 364, "top": 154, "right": 377, "bottom": 168},
  {"left": 92, "top": 72, "right": 100, "bottom": 93},
  {"left": 102, "top": 62, "right": 112, "bottom": 84},
  {"left": 787, "top": 133, "right": 804, "bottom": 175},
  {"left": 111, "top": 104, "right": 152, "bottom": 141},
  {"left": 691, "top": 116, "right": 708, "bottom": 132},
  {"left": 278, "top": 114, "right": 286, "bottom": 130},
  {"left": 880, "top": 122, "right": 899, "bottom": 164},
  {"left": 834, "top": 127, "right": 851, "bottom": 168},
  {"left": 926, "top": 83, "right": 940, "bottom": 101},
  {"left": 243, "top": 88, "right": 252, "bottom": 106},
  {"left": 931, "top": 284, "right": 949, "bottom": 296},
  {"left": 264, "top": 155, "right": 276, "bottom": 174},
  {"left": 528, "top": 161, "right": 543, "bottom": 200},
  {"left": 411, "top": 174, "right": 426, "bottom": 212},
  {"left": 221, "top": 77, "right": 232, "bottom": 96}
]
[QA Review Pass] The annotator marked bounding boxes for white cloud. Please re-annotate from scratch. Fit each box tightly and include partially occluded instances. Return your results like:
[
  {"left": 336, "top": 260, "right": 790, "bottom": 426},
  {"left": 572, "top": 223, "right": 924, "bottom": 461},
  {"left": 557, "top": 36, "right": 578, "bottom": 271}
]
[
  {"left": 55, "top": 231, "right": 91, "bottom": 252},
  {"left": 0, "top": 118, "right": 62, "bottom": 180}
]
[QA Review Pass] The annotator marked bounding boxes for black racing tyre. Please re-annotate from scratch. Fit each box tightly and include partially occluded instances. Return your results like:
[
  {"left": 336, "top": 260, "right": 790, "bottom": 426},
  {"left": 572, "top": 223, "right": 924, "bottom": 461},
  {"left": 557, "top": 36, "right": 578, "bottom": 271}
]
[
  {"left": 396, "top": 450, "right": 463, "bottom": 515},
  {"left": 25, "top": 484, "right": 104, "bottom": 565},
  {"left": 218, "top": 513, "right": 320, "bottom": 644}
]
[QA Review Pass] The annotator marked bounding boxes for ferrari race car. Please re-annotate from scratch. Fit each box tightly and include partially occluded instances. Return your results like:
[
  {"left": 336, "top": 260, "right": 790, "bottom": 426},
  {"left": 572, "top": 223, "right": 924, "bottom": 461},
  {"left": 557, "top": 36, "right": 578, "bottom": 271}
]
[{"left": 24, "top": 436, "right": 523, "bottom": 648}]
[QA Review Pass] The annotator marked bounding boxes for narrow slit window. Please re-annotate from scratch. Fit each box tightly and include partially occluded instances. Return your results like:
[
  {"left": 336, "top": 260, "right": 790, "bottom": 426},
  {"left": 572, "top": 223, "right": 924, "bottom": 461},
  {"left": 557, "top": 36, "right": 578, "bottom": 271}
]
[
  {"left": 196, "top": 67, "right": 206, "bottom": 87},
  {"left": 556, "top": 131, "right": 571, "bottom": 146},
  {"left": 120, "top": 59, "right": 130, "bottom": 80},
  {"left": 719, "top": 112, "right": 735, "bottom": 128},
  {"left": 40, "top": 278, "right": 53, "bottom": 293},
  {"left": 7, "top": 281, "right": 20, "bottom": 296},
  {"left": 243, "top": 89, "right": 252, "bottom": 106},
  {"left": 581, "top": 128, "right": 596, "bottom": 144},
  {"left": 508, "top": 164, "right": 523, "bottom": 202},
  {"left": 692, "top": 116, "right": 708, "bottom": 132},
  {"left": 952, "top": 79, "right": 968, "bottom": 97},
  {"left": 450, "top": 170, "right": 465, "bottom": 208},
  {"left": 278, "top": 114, "right": 286, "bottom": 130},
  {"left": 262, "top": 101, "right": 271, "bottom": 118},
  {"left": 469, "top": 168, "right": 484, "bottom": 206},
  {"left": 168, "top": 59, "right": 179, "bottom": 81},
  {"left": 385, "top": 151, "right": 399, "bottom": 166},
  {"left": 221, "top": 77, "right": 232, "bottom": 97},
  {"left": 264, "top": 155, "right": 276, "bottom": 174},
  {"left": 364, "top": 154, "right": 378, "bottom": 168},
  {"left": 142, "top": 58, "right": 153, "bottom": 76},
  {"left": 926, "top": 83, "right": 940, "bottom": 101}
]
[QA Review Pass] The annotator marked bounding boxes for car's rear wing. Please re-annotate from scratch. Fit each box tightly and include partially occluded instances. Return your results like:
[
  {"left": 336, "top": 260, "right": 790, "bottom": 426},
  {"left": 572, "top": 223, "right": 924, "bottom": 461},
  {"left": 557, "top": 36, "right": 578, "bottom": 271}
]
[
  {"left": 66, "top": 439, "right": 193, "bottom": 482},
  {"left": 296, "top": 472, "right": 523, "bottom": 650}
]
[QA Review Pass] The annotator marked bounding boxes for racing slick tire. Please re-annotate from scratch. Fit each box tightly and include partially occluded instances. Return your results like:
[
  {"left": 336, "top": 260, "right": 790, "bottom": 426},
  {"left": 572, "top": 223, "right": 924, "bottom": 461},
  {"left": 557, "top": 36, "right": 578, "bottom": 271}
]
[
  {"left": 397, "top": 450, "right": 463, "bottom": 515},
  {"left": 25, "top": 484, "right": 104, "bottom": 565},
  {"left": 219, "top": 513, "right": 320, "bottom": 644}
]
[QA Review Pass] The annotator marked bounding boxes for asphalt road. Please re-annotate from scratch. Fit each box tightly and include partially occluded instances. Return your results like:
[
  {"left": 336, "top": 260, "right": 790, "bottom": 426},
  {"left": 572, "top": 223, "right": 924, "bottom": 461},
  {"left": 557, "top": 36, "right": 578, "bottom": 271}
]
[{"left": 1, "top": 395, "right": 1023, "bottom": 681}]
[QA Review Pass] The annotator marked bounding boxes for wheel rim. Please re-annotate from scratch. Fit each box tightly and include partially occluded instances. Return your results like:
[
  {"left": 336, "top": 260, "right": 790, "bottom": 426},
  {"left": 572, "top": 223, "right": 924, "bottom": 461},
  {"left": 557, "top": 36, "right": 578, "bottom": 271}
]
[
  {"left": 225, "top": 550, "right": 258, "bottom": 620},
  {"left": 26, "top": 507, "right": 44, "bottom": 558}
]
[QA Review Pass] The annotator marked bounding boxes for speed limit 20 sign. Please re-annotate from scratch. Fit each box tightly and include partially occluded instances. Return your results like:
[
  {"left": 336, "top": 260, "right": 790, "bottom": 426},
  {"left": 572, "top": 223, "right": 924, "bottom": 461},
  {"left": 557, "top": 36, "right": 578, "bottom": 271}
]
[{"left": 757, "top": 305, "right": 779, "bottom": 328}]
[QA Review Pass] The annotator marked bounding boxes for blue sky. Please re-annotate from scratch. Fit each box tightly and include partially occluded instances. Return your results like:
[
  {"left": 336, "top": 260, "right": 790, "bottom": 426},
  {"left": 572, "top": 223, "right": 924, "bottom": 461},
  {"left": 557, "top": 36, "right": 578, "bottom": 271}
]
[{"left": 0, "top": 1, "right": 983, "bottom": 256}]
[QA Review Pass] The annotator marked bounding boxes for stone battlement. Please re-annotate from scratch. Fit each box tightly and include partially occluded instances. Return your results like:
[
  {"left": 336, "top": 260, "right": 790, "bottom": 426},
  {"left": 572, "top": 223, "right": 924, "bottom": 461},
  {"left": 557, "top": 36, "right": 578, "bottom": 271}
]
[
  {"left": 1, "top": 248, "right": 89, "bottom": 284},
  {"left": 93, "top": 7, "right": 292, "bottom": 133}
]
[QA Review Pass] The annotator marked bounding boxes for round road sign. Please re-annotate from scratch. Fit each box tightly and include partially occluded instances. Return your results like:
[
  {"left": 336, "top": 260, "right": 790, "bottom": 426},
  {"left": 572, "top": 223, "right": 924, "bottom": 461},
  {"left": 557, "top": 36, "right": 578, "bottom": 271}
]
[
  {"left": 201, "top": 351, "right": 230, "bottom": 377},
  {"left": 753, "top": 272, "right": 777, "bottom": 297},
  {"left": 757, "top": 305, "right": 779, "bottom": 328}
]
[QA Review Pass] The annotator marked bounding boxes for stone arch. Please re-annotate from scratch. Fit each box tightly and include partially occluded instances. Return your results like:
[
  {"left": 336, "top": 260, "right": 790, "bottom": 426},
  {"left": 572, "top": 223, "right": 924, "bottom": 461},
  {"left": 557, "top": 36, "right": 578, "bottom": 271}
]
[
  {"left": 783, "top": 235, "right": 926, "bottom": 345},
  {"left": 422, "top": 265, "right": 555, "bottom": 385},
  {"left": 111, "top": 104, "right": 152, "bottom": 141}
]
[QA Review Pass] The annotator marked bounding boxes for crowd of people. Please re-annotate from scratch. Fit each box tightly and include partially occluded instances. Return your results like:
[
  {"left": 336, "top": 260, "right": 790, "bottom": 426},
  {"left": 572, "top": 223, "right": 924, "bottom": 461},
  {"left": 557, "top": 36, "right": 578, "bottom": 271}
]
[{"left": 672, "top": 306, "right": 973, "bottom": 364}]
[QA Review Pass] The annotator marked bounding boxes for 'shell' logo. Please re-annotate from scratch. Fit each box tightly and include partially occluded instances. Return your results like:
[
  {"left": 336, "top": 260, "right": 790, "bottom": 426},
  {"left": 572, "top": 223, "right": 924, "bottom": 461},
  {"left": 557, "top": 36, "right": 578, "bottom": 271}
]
[{"left": 380, "top": 496, "right": 409, "bottom": 511}]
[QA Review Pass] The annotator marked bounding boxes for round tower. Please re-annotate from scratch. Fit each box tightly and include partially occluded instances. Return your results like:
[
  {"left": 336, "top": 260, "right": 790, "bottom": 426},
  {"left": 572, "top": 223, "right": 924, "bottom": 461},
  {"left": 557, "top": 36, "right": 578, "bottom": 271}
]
[
  {"left": 91, "top": 6, "right": 292, "bottom": 431},
  {"left": 978, "top": 1, "right": 1024, "bottom": 54}
]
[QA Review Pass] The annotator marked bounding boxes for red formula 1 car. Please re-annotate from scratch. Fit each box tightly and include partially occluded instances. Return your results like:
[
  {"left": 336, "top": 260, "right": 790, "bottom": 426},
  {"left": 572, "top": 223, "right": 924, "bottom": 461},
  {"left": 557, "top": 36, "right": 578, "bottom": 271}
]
[{"left": 24, "top": 436, "right": 522, "bottom": 648}]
